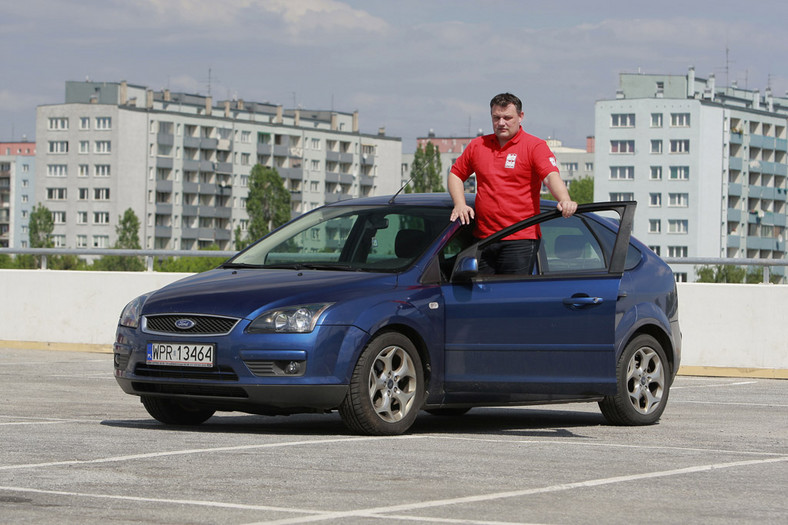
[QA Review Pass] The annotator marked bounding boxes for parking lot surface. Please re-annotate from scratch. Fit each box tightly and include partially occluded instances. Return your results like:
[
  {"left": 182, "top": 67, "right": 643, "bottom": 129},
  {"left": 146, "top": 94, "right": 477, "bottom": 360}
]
[{"left": 1, "top": 346, "right": 786, "bottom": 524}]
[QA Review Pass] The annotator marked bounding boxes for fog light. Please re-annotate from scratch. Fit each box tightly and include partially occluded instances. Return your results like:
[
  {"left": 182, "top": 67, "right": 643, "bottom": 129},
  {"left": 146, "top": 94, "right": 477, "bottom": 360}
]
[{"left": 284, "top": 361, "right": 301, "bottom": 375}]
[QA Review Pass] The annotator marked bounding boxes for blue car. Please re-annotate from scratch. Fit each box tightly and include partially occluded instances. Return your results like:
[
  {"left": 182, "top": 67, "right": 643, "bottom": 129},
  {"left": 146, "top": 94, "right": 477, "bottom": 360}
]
[{"left": 114, "top": 193, "right": 681, "bottom": 435}]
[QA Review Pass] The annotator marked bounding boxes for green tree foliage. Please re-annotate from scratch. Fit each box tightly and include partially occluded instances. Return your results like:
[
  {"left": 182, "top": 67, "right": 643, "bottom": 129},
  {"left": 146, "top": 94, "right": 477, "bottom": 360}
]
[
  {"left": 245, "top": 164, "right": 291, "bottom": 244},
  {"left": 568, "top": 176, "right": 594, "bottom": 204},
  {"left": 155, "top": 244, "right": 228, "bottom": 273},
  {"left": 695, "top": 265, "right": 745, "bottom": 283},
  {"left": 407, "top": 142, "right": 444, "bottom": 193},
  {"left": 29, "top": 204, "right": 53, "bottom": 248},
  {"left": 92, "top": 208, "right": 145, "bottom": 272}
]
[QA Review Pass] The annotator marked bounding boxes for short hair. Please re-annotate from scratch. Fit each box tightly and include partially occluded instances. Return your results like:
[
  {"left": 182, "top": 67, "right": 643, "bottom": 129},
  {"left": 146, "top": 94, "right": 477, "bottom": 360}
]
[{"left": 490, "top": 93, "right": 522, "bottom": 114}]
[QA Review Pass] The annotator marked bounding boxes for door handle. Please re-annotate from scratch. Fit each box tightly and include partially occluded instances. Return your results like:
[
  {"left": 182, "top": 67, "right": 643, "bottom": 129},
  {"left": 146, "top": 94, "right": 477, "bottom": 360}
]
[{"left": 563, "top": 295, "right": 603, "bottom": 308}]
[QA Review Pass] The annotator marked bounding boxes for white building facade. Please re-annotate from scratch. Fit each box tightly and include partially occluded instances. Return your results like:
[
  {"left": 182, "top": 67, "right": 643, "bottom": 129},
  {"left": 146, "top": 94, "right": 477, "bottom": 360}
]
[
  {"left": 595, "top": 68, "right": 787, "bottom": 281},
  {"left": 35, "top": 81, "right": 402, "bottom": 251}
]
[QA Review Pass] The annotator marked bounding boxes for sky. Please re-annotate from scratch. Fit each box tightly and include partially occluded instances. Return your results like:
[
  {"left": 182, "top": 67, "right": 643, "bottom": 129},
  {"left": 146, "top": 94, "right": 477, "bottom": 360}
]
[{"left": 2, "top": 0, "right": 788, "bottom": 152}]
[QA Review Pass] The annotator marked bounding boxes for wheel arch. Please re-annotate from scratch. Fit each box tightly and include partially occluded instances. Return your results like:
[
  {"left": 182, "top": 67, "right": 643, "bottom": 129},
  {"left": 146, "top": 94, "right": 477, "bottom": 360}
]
[{"left": 623, "top": 323, "right": 676, "bottom": 379}]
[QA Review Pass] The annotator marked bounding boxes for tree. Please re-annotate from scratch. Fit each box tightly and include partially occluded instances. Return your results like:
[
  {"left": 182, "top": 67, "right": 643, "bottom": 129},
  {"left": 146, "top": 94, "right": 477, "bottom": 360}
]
[
  {"left": 29, "top": 204, "right": 54, "bottom": 248},
  {"left": 568, "top": 176, "right": 594, "bottom": 204},
  {"left": 245, "top": 164, "right": 291, "bottom": 243},
  {"left": 92, "top": 208, "right": 145, "bottom": 271},
  {"left": 695, "top": 265, "right": 746, "bottom": 283},
  {"left": 407, "top": 142, "right": 444, "bottom": 193}
]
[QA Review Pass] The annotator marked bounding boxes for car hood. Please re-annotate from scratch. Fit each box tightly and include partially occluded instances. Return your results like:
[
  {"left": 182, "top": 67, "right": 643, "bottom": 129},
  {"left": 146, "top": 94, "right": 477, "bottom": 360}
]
[{"left": 142, "top": 268, "right": 398, "bottom": 319}]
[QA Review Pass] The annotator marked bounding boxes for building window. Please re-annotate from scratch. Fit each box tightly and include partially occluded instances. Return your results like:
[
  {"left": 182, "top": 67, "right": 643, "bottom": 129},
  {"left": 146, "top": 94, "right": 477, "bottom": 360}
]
[
  {"left": 650, "top": 113, "right": 663, "bottom": 127},
  {"left": 48, "top": 117, "right": 69, "bottom": 130},
  {"left": 78, "top": 188, "right": 89, "bottom": 200},
  {"left": 94, "top": 188, "right": 111, "bottom": 200},
  {"left": 649, "top": 219, "right": 661, "bottom": 233},
  {"left": 46, "top": 188, "right": 67, "bottom": 200},
  {"left": 79, "top": 141, "right": 89, "bottom": 154},
  {"left": 650, "top": 166, "right": 663, "bottom": 180},
  {"left": 95, "top": 164, "right": 111, "bottom": 177},
  {"left": 95, "top": 117, "right": 112, "bottom": 130},
  {"left": 48, "top": 141, "right": 69, "bottom": 154},
  {"left": 93, "top": 211, "right": 110, "bottom": 224},
  {"left": 610, "top": 140, "right": 635, "bottom": 154},
  {"left": 667, "top": 246, "right": 688, "bottom": 258},
  {"left": 51, "top": 211, "right": 67, "bottom": 224},
  {"left": 650, "top": 140, "right": 663, "bottom": 154},
  {"left": 670, "top": 113, "right": 691, "bottom": 127},
  {"left": 649, "top": 245, "right": 661, "bottom": 255},
  {"left": 94, "top": 141, "right": 111, "bottom": 154},
  {"left": 610, "top": 114, "right": 635, "bottom": 127},
  {"left": 668, "top": 219, "right": 688, "bottom": 234},
  {"left": 241, "top": 153, "right": 250, "bottom": 166},
  {"left": 668, "top": 193, "right": 689, "bottom": 207},
  {"left": 670, "top": 139, "right": 690, "bottom": 153},
  {"left": 80, "top": 117, "right": 90, "bottom": 130},
  {"left": 240, "top": 130, "right": 251, "bottom": 143},
  {"left": 76, "top": 235, "right": 88, "bottom": 248},
  {"left": 77, "top": 211, "right": 88, "bottom": 224},
  {"left": 52, "top": 234, "right": 66, "bottom": 248},
  {"left": 609, "top": 166, "right": 634, "bottom": 180},
  {"left": 311, "top": 138, "right": 321, "bottom": 150},
  {"left": 311, "top": 159, "right": 320, "bottom": 170},
  {"left": 585, "top": 162, "right": 593, "bottom": 171},
  {"left": 609, "top": 192, "right": 634, "bottom": 202},
  {"left": 47, "top": 165, "right": 68, "bottom": 177},
  {"left": 669, "top": 166, "right": 690, "bottom": 180},
  {"left": 93, "top": 235, "right": 109, "bottom": 248},
  {"left": 649, "top": 193, "right": 662, "bottom": 207}
]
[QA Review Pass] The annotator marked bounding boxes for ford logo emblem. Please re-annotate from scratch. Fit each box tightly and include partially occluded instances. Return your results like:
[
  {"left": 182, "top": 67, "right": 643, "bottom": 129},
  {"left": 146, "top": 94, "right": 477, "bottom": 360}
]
[{"left": 175, "top": 318, "right": 196, "bottom": 330}]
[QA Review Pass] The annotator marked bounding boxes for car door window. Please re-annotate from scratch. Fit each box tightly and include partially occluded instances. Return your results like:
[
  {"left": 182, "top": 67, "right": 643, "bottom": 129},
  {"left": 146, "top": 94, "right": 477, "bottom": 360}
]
[{"left": 539, "top": 215, "right": 607, "bottom": 274}]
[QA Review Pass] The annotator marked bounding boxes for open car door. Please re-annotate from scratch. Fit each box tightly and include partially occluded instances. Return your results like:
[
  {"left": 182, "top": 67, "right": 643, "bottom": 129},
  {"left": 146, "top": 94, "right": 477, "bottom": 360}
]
[{"left": 441, "top": 202, "right": 636, "bottom": 400}]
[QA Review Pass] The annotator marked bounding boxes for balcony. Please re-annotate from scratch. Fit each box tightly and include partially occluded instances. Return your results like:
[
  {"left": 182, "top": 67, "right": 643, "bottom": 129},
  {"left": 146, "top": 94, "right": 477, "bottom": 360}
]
[
  {"left": 156, "top": 157, "right": 174, "bottom": 169},
  {"left": 257, "top": 143, "right": 272, "bottom": 155},
  {"left": 157, "top": 133, "right": 174, "bottom": 146}
]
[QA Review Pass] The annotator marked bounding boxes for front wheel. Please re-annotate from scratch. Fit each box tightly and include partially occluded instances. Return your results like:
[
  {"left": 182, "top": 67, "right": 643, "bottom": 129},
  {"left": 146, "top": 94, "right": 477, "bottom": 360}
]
[
  {"left": 599, "top": 334, "right": 671, "bottom": 425},
  {"left": 141, "top": 396, "right": 215, "bottom": 425},
  {"left": 339, "top": 332, "right": 424, "bottom": 435}
]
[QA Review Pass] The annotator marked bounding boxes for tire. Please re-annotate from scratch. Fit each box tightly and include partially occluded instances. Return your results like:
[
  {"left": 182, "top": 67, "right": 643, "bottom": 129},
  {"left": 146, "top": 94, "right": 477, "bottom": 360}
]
[
  {"left": 339, "top": 332, "right": 424, "bottom": 436},
  {"left": 141, "top": 396, "right": 215, "bottom": 426},
  {"left": 599, "top": 334, "right": 671, "bottom": 426}
]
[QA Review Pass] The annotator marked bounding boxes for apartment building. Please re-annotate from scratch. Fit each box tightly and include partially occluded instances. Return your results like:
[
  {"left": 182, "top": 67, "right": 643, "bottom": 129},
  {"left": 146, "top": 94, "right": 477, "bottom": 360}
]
[
  {"left": 35, "top": 81, "right": 402, "bottom": 251},
  {"left": 0, "top": 141, "right": 36, "bottom": 248},
  {"left": 595, "top": 67, "right": 787, "bottom": 281}
]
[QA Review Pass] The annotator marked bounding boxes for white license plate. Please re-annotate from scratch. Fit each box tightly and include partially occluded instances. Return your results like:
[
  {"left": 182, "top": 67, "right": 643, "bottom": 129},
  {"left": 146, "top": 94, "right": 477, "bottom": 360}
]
[{"left": 146, "top": 343, "right": 215, "bottom": 367}]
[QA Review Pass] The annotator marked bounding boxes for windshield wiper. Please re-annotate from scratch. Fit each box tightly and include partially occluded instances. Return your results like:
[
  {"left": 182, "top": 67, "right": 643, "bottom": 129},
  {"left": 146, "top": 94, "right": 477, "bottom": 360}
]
[{"left": 221, "top": 262, "right": 266, "bottom": 269}]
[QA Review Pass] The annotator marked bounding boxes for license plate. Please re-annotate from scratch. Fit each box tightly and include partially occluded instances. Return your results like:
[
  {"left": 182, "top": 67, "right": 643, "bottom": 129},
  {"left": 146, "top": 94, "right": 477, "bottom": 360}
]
[{"left": 146, "top": 343, "right": 215, "bottom": 367}]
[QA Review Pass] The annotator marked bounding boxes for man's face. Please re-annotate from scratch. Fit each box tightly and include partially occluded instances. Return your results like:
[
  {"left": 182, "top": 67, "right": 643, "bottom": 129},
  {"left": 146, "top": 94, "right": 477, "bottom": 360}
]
[{"left": 491, "top": 103, "right": 523, "bottom": 144}]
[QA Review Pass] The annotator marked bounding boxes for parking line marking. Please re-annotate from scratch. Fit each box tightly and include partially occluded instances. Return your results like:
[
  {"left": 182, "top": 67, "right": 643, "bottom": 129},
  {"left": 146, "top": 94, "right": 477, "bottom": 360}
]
[
  {"left": 244, "top": 456, "right": 788, "bottom": 524},
  {"left": 672, "top": 380, "right": 758, "bottom": 389},
  {"left": 0, "top": 485, "right": 326, "bottom": 516},
  {"left": 0, "top": 435, "right": 425, "bottom": 471}
]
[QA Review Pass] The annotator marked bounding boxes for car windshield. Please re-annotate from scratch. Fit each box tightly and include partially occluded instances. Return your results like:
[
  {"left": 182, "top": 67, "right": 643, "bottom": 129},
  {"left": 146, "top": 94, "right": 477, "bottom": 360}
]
[{"left": 226, "top": 204, "right": 451, "bottom": 272}]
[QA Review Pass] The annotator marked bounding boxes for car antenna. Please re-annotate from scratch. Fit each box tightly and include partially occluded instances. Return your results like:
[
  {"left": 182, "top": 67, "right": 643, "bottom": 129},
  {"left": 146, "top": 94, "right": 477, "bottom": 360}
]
[{"left": 388, "top": 178, "right": 413, "bottom": 204}]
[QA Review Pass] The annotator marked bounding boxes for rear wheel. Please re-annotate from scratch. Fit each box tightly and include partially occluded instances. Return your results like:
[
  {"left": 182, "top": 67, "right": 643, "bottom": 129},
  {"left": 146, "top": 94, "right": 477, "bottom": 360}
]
[
  {"left": 339, "top": 332, "right": 424, "bottom": 435},
  {"left": 141, "top": 396, "right": 215, "bottom": 425},
  {"left": 599, "top": 334, "right": 670, "bottom": 425}
]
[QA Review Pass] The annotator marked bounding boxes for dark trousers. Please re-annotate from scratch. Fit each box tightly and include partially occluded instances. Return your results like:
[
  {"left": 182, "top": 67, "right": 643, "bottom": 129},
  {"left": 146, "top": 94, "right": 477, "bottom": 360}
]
[{"left": 478, "top": 239, "right": 540, "bottom": 275}]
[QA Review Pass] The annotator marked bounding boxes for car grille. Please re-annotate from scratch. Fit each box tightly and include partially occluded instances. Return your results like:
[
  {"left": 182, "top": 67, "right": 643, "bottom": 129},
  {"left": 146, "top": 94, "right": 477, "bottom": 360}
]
[
  {"left": 134, "top": 364, "right": 239, "bottom": 381},
  {"left": 143, "top": 314, "right": 240, "bottom": 335}
]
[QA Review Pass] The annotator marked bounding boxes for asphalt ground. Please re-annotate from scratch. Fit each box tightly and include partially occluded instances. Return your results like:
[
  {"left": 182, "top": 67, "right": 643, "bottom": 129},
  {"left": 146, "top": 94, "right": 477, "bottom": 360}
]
[{"left": 0, "top": 347, "right": 786, "bottom": 525}]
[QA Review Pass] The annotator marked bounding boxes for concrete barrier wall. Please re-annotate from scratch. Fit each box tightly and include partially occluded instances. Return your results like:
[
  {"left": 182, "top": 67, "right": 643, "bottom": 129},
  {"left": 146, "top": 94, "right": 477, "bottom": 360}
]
[{"left": 1, "top": 270, "right": 786, "bottom": 377}]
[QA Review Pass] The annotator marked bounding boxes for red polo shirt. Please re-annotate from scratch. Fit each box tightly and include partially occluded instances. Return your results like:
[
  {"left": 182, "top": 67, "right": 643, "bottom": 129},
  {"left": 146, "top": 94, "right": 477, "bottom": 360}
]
[{"left": 451, "top": 127, "right": 558, "bottom": 240}]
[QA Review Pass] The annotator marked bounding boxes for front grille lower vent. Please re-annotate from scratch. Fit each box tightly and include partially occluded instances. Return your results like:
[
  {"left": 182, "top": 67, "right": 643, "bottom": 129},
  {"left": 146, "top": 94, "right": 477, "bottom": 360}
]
[
  {"left": 134, "top": 364, "right": 239, "bottom": 381},
  {"left": 143, "top": 314, "right": 239, "bottom": 335}
]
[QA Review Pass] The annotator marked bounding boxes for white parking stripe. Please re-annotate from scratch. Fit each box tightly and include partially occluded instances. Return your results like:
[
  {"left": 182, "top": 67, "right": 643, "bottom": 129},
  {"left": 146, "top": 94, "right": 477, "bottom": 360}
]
[
  {"left": 672, "top": 380, "right": 758, "bottom": 389},
  {"left": 0, "top": 435, "right": 425, "bottom": 471},
  {"left": 245, "top": 456, "right": 788, "bottom": 525}
]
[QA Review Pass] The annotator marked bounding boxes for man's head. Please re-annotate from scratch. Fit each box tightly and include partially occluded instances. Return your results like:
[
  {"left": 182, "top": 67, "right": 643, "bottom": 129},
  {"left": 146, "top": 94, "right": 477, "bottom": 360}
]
[{"left": 490, "top": 93, "right": 524, "bottom": 145}]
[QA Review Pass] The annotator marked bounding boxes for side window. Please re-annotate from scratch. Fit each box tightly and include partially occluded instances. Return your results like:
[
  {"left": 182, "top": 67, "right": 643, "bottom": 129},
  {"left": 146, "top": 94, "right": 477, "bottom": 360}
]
[
  {"left": 439, "top": 225, "right": 476, "bottom": 278},
  {"left": 539, "top": 215, "right": 607, "bottom": 274}
]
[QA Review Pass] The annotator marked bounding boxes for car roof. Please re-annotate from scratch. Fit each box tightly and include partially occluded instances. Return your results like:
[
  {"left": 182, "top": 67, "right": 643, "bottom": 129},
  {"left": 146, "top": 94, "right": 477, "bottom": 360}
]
[{"left": 324, "top": 192, "right": 559, "bottom": 210}]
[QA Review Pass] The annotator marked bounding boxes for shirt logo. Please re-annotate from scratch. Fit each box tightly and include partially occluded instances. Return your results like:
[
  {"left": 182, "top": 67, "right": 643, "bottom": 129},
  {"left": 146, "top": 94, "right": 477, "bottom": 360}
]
[
  {"left": 505, "top": 153, "right": 517, "bottom": 169},
  {"left": 549, "top": 156, "right": 557, "bottom": 167}
]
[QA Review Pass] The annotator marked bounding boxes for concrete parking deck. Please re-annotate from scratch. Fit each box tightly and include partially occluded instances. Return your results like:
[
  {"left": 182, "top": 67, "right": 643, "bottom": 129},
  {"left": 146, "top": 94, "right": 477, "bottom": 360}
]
[{"left": 1, "top": 346, "right": 786, "bottom": 524}]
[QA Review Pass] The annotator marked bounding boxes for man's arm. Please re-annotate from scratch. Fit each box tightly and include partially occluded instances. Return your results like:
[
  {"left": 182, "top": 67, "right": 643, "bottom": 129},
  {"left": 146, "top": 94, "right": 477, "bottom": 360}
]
[
  {"left": 544, "top": 172, "right": 578, "bottom": 218},
  {"left": 448, "top": 172, "right": 475, "bottom": 224}
]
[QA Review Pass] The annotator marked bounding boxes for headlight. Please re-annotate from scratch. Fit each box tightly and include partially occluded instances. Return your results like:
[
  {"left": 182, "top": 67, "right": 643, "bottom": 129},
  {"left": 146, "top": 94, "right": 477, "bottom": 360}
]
[
  {"left": 119, "top": 294, "right": 148, "bottom": 329},
  {"left": 247, "top": 303, "right": 333, "bottom": 334}
]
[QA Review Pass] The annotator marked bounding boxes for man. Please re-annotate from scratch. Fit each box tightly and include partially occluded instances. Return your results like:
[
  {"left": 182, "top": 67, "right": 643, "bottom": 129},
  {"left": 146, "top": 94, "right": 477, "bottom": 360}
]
[{"left": 448, "top": 93, "right": 578, "bottom": 274}]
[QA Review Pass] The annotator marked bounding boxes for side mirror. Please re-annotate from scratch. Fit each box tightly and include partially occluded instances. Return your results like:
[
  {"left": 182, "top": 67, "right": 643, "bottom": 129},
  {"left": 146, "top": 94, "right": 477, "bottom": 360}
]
[{"left": 451, "top": 256, "right": 478, "bottom": 282}]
